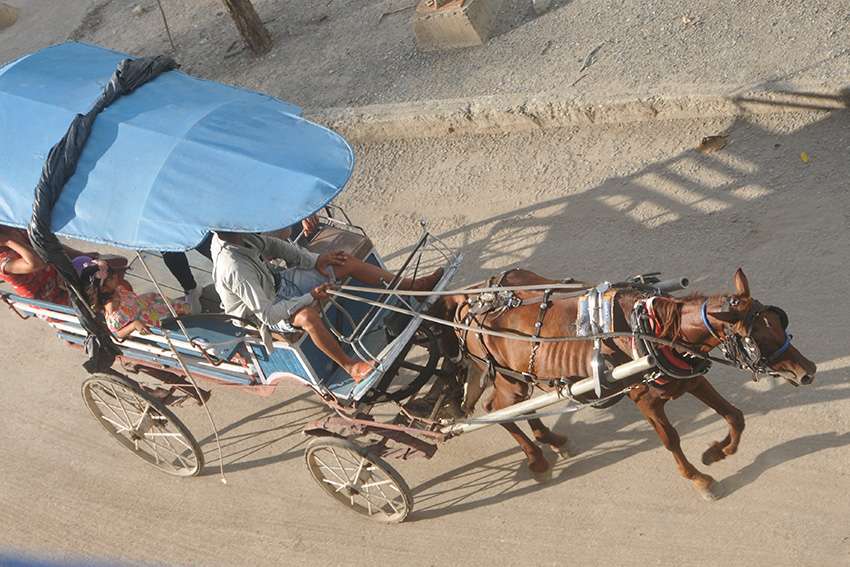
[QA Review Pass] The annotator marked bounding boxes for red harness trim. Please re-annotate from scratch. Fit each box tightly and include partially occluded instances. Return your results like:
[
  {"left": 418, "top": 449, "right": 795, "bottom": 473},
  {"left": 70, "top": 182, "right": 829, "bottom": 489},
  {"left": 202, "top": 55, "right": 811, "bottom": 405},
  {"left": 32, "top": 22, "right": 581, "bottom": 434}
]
[{"left": 644, "top": 296, "right": 697, "bottom": 386}]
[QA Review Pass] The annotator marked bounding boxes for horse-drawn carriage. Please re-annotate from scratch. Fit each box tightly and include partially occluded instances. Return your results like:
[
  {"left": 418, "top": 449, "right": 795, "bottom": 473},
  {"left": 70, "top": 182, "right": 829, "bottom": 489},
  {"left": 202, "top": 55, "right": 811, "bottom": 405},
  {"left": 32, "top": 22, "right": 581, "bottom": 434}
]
[{"left": 1, "top": 42, "right": 817, "bottom": 522}]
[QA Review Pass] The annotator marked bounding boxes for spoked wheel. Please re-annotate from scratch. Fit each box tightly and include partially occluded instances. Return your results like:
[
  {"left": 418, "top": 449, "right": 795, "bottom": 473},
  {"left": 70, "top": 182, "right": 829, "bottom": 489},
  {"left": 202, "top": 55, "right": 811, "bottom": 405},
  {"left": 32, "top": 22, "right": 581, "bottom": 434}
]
[
  {"left": 305, "top": 437, "right": 412, "bottom": 523},
  {"left": 81, "top": 373, "right": 203, "bottom": 477}
]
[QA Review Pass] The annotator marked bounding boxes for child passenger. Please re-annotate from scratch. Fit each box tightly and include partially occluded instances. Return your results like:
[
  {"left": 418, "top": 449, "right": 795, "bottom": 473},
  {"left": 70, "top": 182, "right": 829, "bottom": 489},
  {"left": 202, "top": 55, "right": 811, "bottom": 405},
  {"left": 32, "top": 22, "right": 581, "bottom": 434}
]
[{"left": 76, "top": 257, "right": 192, "bottom": 338}]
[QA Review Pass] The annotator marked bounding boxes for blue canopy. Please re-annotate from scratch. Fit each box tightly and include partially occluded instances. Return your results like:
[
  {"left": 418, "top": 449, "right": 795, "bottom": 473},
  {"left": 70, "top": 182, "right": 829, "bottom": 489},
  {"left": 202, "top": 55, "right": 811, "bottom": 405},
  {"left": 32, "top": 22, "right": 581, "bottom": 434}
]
[{"left": 0, "top": 42, "right": 354, "bottom": 251}]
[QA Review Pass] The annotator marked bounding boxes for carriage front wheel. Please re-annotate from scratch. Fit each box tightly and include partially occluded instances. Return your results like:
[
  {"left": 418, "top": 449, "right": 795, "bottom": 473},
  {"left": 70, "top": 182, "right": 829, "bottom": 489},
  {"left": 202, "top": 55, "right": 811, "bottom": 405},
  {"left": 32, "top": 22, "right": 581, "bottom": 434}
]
[
  {"left": 81, "top": 373, "right": 203, "bottom": 477},
  {"left": 305, "top": 437, "right": 412, "bottom": 523}
]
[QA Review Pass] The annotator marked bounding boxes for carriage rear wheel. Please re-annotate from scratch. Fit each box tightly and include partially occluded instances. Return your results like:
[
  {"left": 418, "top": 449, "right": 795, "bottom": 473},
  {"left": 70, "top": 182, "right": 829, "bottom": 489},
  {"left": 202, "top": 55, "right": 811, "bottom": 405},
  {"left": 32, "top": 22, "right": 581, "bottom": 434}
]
[
  {"left": 81, "top": 373, "right": 203, "bottom": 477},
  {"left": 305, "top": 437, "right": 412, "bottom": 523}
]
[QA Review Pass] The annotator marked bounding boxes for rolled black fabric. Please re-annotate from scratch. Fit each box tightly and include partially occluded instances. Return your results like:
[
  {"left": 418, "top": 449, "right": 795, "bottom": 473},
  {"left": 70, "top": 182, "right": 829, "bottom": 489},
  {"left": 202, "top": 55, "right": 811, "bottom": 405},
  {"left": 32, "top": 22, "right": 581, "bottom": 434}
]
[{"left": 27, "top": 54, "right": 178, "bottom": 372}]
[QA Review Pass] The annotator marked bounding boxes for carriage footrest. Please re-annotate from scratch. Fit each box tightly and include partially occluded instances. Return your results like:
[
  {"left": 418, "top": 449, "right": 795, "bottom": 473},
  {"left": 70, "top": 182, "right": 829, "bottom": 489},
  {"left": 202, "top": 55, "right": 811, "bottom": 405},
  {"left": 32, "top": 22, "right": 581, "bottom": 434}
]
[{"left": 304, "top": 415, "right": 439, "bottom": 459}]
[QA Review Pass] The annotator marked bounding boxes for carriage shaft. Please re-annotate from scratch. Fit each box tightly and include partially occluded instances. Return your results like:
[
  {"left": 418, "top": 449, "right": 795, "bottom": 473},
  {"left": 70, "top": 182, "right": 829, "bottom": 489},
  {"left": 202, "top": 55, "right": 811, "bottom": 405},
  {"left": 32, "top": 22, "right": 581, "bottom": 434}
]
[{"left": 441, "top": 355, "right": 655, "bottom": 435}]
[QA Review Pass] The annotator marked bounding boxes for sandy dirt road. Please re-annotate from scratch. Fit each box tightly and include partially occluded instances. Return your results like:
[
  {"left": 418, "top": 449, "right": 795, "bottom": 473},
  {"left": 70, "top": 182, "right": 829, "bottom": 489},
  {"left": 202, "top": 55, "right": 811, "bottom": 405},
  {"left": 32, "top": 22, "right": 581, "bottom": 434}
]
[
  {"left": 2, "top": 0, "right": 849, "bottom": 565},
  {"left": 2, "top": 110, "right": 849, "bottom": 567}
]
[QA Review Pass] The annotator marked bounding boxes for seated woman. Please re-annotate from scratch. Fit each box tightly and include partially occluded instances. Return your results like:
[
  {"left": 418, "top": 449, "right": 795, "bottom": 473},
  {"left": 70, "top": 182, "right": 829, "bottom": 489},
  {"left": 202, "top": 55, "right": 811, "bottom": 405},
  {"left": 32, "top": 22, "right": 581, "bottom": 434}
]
[
  {"left": 211, "top": 231, "right": 442, "bottom": 382},
  {"left": 77, "top": 258, "right": 192, "bottom": 339},
  {"left": 1, "top": 225, "right": 130, "bottom": 306},
  {"left": 0, "top": 226, "right": 70, "bottom": 304}
]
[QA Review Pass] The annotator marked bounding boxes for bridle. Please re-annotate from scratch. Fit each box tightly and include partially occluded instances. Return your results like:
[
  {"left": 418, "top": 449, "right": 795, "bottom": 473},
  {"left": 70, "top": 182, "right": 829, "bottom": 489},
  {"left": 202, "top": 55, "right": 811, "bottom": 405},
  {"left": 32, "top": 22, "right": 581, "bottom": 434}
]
[{"left": 701, "top": 298, "right": 791, "bottom": 378}]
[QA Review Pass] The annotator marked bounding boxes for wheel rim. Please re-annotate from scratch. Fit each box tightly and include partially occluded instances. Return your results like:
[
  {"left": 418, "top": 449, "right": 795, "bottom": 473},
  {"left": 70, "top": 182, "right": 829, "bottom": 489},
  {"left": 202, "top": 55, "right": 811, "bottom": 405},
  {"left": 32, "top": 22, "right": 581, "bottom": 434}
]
[
  {"left": 305, "top": 439, "right": 411, "bottom": 523},
  {"left": 82, "top": 374, "right": 203, "bottom": 476}
]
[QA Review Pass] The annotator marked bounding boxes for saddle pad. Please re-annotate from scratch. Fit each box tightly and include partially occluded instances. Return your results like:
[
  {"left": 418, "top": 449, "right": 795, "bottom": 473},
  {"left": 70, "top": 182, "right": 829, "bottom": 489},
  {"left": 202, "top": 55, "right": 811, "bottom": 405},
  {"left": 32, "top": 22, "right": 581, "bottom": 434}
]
[{"left": 576, "top": 288, "right": 618, "bottom": 336}]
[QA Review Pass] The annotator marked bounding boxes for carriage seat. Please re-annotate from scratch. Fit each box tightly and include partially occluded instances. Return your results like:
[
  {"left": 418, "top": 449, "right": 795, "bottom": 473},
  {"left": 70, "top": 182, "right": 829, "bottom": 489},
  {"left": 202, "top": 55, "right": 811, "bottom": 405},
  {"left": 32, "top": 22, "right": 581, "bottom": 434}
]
[
  {"left": 302, "top": 225, "right": 373, "bottom": 260},
  {"left": 160, "top": 314, "right": 251, "bottom": 362}
]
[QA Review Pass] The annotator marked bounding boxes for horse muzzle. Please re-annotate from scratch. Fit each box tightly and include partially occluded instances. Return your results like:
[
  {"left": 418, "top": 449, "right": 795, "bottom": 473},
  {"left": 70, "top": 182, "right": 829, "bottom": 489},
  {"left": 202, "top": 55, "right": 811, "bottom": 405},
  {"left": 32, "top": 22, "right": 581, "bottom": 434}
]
[{"left": 775, "top": 360, "right": 816, "bottom": 387}]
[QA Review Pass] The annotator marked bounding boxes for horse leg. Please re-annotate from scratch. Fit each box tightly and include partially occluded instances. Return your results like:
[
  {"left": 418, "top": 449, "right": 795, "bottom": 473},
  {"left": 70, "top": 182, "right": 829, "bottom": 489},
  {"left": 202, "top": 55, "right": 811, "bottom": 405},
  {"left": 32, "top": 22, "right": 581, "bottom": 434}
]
[
  {"left": 484, "top": 376, "right": 553, "bottom": 482},
  {"left": 630, "top": 386, "right": 723, "bottom": 500},
  {"left": 687, "top": 377, "right": 745, "bottom": 466},
  {"left": 527, "top": 417, "right": 572, "bottom": 457}
]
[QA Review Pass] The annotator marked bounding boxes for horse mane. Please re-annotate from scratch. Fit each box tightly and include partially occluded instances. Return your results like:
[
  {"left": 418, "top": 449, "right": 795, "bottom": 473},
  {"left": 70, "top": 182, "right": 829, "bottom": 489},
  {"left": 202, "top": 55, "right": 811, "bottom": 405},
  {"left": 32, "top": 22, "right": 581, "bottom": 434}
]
[{"left": 651, "top": 292, "right": 707, "bottom": 343}]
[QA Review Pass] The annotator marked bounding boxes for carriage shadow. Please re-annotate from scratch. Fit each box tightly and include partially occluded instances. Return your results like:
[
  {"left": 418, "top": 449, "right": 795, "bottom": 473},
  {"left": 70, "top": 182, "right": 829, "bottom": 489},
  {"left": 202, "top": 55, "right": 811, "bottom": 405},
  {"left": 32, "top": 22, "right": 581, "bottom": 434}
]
[{"left": 192, "top": 389, "right": 330, "bottom": 476}]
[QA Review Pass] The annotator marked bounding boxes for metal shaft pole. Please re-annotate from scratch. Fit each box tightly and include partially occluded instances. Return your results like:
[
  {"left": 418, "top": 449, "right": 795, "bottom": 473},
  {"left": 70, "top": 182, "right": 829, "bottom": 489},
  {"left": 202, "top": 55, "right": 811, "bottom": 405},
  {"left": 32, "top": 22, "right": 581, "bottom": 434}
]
[{"left": 441, "top": 355, "right": 656, "bottom": 435}]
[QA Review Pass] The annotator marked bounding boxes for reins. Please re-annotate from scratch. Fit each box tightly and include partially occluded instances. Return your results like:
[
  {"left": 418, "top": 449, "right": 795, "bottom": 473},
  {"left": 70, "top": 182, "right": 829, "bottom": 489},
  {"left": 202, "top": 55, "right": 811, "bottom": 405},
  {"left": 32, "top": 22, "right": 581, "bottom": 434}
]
[{"left": 327, "top": 286, "right": 737, "bottom": 368}]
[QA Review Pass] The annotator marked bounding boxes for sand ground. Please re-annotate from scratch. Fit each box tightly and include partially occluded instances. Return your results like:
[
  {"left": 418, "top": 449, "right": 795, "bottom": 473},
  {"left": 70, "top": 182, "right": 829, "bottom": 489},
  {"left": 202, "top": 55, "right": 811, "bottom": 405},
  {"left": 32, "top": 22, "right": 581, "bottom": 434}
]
[{"left": 1, "top": 1, "right": 849, "bottom": 566}]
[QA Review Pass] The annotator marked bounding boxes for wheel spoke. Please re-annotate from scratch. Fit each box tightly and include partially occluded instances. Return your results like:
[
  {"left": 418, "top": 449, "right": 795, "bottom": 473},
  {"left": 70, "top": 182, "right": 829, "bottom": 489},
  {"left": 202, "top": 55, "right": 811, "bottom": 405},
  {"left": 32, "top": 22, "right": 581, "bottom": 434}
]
[
  {"left": 349, "top": 456, "right": 367, "bottom": 486},
  {"left": 132, "top": 400, "right": 153, "bottom": 431},
  {"left": 107, "top": 383, "right": 136, "bottom": 428},
  {"left": 97, "top": 415, "right": 132, "bottom": 434},
  {"left": 90, "top": 388, "right": 140, "bottom": 430},
  {"left": 306, "top": 439, "right": 411, "bottom": 522},
  {"left": 320, "top": 478, "right": 347, "bottom": 491},
  {"left": 83, "top": 375, "right": 203, "bottom": 476},
  {"left": 312, "top": 454, "right": 349, "bottom": 485}
]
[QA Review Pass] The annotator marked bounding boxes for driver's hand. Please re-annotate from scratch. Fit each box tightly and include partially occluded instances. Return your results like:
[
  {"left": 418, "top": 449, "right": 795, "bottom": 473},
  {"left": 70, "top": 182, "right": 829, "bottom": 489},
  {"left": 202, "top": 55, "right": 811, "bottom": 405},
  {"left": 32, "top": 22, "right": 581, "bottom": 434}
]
[
  {"left": 301, "top": 215, "right": 320, "bottom": 237},
  {"left": 315, "top": 250, "right": 348, "bottom": 278},
  {"left": 311, "top": 282, "right": 333, "bottom": 300}
]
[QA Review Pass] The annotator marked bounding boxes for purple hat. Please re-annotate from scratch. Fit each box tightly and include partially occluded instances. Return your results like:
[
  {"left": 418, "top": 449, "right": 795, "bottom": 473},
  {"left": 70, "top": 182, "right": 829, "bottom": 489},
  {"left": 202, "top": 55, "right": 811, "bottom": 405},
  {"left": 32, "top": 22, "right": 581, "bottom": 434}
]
[
  {"left": 72, "top": 256, "right": 93, "bottom": 277},
  {"left": 73, "top": 256, "right": 109, "bottom": 284}
]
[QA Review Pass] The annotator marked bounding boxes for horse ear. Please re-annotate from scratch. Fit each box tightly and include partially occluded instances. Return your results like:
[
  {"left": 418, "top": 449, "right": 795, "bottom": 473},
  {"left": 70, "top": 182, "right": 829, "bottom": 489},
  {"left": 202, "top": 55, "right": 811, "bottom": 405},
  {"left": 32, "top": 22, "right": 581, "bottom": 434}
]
[
  {"left": 733, "top": 268, "right": 750, "bottom": 298},
  {"left": 709, "top": 310, "right": 740, "bottom": 324}
]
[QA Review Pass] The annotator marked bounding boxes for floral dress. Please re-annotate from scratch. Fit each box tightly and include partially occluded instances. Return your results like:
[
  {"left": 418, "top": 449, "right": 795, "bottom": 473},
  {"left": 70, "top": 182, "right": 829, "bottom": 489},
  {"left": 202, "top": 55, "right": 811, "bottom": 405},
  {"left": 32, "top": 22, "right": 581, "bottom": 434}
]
[
  {"left": 0, "top": 251, "right": 70, "bottom": 305},
  {"left": 105, "top": 285, "right": 191, "bottom": 333}
]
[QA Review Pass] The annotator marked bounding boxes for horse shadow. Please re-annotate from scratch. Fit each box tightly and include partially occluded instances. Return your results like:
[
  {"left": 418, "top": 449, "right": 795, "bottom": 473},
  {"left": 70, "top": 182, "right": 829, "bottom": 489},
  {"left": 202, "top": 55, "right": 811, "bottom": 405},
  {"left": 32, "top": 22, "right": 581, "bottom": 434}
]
[
  {"left": 407, "top": 408, "right": 850, "bottom": 520},
  {"left": 407, "top": 418, "right": 666, "bottom": 521},
  {"left": 720, "top": 431, "right": 850, "bottom": 496}
]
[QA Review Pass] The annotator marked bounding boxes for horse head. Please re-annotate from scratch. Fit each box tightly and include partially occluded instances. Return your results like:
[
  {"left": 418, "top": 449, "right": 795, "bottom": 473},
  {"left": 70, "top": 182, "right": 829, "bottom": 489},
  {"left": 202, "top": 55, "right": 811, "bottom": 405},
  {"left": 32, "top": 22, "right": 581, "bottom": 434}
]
[{"left": 703, "top": 268, "right": 817, "bottom": 386}]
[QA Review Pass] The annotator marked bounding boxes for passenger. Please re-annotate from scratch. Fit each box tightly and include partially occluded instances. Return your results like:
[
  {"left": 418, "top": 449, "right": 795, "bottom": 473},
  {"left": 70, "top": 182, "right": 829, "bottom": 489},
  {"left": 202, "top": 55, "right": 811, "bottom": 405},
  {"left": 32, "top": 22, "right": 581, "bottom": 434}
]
[
  {"left": 160, "top": 215, "right": 322, "bottom": 314},
  {"left": 76, "top": 257, "right": 192, "bottom": 339},
  {"left": 161, "top": 234, "right": 212, "bottom": 315},
  {"left": 211, "top": 230, "right": 442, "bottom": 382},
  {"left": 0, "top": 226, "right": 69, "bottom": 304}
]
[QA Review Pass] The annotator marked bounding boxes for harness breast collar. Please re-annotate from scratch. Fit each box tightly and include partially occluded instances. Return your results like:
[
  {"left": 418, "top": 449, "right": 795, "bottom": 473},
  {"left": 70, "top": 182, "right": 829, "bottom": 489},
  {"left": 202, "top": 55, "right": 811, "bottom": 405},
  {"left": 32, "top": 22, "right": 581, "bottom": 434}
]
[{"left": 631, "top": 295, "right": 712, "bottom": 383}]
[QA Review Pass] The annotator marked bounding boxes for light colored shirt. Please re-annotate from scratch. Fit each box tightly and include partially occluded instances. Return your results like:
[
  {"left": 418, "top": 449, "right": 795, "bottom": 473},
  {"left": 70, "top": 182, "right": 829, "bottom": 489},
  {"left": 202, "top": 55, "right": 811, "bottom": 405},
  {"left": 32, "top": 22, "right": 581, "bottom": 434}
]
[{"left": 211, "top": 233, "right": 319, "bottom": 349}]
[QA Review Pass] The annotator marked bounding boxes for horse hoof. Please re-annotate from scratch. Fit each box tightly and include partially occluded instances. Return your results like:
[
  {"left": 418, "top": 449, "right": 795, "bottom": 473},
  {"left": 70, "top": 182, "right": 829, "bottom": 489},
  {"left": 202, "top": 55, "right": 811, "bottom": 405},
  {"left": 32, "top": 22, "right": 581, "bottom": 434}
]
[
  {"left": 698, "top": 480, "right": 725, "bottom": 501},
  {"left": 551, "top": 441, "right": 577, "bottom": 459},
  {"left": 531, "top": 465, "right": 552, "bottom": 483}
]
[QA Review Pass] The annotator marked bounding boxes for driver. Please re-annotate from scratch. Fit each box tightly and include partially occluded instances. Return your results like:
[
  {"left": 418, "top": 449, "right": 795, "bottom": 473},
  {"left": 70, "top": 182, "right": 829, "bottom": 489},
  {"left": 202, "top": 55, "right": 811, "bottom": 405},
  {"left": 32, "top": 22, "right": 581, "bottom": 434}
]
[{"left": 211, "top": 230, "right": 441, "bottom": 382}]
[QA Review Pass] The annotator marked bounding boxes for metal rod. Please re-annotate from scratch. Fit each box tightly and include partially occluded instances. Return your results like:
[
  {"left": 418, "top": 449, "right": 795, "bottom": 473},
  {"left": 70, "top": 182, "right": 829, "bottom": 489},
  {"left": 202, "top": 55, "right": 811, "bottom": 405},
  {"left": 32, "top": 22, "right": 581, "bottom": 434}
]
[
  {"left": 134, "top": 252, "right": 228, "bottom": 484},
  {"left": 655, "top": 277, "right": 690, "bottom": 293},
  {"left": 440, "top": 355, "right": 655, "bottom": 435},
  {"left": 568, "top": 355, "right": 656, "bottom": 396}
]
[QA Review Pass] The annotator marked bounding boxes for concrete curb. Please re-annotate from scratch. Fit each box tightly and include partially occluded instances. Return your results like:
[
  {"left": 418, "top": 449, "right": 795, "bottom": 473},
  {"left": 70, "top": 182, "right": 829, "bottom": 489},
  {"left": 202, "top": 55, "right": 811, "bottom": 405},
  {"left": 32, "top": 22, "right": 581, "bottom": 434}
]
[{"left": 305, "top": 87, "right": 850, "bottom": 143}]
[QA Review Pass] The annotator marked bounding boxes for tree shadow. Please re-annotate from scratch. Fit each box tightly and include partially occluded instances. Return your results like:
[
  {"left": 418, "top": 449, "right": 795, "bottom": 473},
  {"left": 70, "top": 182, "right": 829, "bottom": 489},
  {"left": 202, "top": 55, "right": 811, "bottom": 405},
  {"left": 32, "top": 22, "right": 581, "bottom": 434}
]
[{"left": 364, "top": 104, "right": 850, "bottom": 518}]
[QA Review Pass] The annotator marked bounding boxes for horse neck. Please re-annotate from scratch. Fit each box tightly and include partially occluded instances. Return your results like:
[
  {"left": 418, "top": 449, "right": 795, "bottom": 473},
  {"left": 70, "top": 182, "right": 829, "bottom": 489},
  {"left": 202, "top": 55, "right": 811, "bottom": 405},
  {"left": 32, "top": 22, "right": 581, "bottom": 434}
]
[
  {"left": 619, "top": 291, "right": 720, "bottom": 352},
  {"left": 671, "top": 295, "right": 724, "bottom": 352}
]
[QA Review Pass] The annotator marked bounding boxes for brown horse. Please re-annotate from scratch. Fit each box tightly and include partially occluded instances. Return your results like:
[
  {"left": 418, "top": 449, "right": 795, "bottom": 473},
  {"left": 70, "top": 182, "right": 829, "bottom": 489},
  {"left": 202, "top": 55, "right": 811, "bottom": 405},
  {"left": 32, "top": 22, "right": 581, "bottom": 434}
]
[{"left": 431, "top": 268, "right": 817, "bottom": 499}]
